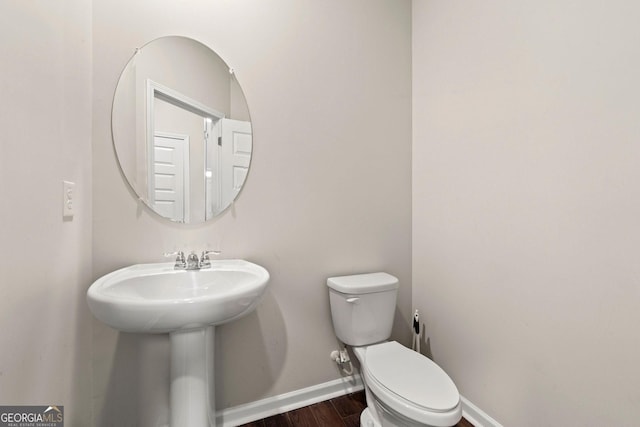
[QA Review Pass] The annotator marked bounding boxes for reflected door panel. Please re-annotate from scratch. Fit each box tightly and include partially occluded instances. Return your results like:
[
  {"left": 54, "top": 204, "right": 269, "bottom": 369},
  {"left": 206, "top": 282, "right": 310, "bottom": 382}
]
[
  {"left": 150, "top": 132, "right": 189, "bottom": 222},
  {"left": 220, "top": 118, "right": 252, "bottom": 210}
]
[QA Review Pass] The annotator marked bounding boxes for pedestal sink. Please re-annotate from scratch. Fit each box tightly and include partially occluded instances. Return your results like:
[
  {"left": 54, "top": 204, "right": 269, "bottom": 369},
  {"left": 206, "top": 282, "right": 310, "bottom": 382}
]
[{"left": 87, "top": 259, "right": 269, "bottom": 427}]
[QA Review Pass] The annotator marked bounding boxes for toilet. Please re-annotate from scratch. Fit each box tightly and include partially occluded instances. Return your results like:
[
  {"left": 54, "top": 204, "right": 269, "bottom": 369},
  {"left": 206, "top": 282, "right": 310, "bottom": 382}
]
[{"left": 327, "top": 272, "right": 462, "bottom": 427}]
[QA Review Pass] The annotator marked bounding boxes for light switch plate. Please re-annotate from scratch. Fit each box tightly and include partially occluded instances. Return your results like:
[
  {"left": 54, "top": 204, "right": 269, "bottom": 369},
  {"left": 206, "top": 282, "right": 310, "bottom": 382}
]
[{"left": 63, "top": 180, "right": 76, "bottom": 219}]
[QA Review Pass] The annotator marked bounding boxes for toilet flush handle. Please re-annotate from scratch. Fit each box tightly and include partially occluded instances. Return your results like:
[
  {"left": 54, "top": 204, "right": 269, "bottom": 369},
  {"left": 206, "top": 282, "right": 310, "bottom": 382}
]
[{"left": 346, "top": 297, "right": 360, "bottom": 304}]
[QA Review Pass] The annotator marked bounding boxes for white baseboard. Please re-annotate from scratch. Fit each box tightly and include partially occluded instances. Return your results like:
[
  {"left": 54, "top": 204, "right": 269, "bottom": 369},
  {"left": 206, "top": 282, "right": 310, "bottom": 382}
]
[
  {"left": 215, "top": 374, "right": 364, "bottom": 427},
  {"left": 461, "top": 395, "right": 503, "bottom": 427},
  {"left": 216, "top": 375, "right": 501, "bottom": 427}
]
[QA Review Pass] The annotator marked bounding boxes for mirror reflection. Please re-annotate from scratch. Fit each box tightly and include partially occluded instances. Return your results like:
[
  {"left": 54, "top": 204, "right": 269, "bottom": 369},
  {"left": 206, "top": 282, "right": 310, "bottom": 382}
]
[{"left": 112, "top": 36, "right": 252, "bottom": 223}]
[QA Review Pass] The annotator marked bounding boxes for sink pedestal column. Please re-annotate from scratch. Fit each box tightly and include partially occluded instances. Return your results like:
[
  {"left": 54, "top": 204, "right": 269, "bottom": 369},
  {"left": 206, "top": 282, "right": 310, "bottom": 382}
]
[{"left": 170, "top": 326, "right": 216, "bottom": 427}]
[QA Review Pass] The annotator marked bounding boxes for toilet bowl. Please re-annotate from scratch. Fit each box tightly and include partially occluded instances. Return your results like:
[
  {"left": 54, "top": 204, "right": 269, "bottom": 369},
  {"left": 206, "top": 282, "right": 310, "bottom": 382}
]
[
  {"left": 354, "top": 342, "right": 461, "bottom": 427},
  {"left": 327, "top": 273, "right": 462, "bottom": 427}
]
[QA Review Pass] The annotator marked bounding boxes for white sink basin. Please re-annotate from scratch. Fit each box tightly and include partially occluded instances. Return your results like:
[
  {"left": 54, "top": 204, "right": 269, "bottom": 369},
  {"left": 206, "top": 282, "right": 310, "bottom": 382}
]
[{"left": 87, "top": 259, "right": 269, "bottom": 333}]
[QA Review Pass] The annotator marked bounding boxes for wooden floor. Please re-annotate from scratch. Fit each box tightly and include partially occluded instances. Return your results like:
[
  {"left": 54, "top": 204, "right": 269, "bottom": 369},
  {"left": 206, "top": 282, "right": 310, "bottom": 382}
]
[{"left": 237, "top": 391, "right": 474, "bottom": 427}]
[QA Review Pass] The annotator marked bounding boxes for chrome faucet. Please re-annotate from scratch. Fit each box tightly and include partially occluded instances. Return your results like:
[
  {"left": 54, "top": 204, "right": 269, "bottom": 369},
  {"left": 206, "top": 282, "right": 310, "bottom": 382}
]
[
  {"left": 164, "top": 250, "right": 221, "bottom": 270},
  {"left": 186, "top": 252, "right": 200, "bottom": 270}
]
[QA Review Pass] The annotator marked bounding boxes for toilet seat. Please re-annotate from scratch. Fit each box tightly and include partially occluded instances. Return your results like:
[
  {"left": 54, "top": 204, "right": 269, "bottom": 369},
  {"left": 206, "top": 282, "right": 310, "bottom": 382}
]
[{"left": 363, "top": 341, "right": 461, "bottom": 425}]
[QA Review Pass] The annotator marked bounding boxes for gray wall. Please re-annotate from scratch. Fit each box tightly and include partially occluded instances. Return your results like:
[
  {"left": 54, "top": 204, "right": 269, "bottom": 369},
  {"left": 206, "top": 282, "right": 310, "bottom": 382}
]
[
  {"left": 92, "top": 0, "right": 412, "bottom": 425},
  {"left": 413, "top": 1, "right": 640, "bottom": 425},
  {"left": 0, "top": 1, "right": 93, "bottom": 425}
]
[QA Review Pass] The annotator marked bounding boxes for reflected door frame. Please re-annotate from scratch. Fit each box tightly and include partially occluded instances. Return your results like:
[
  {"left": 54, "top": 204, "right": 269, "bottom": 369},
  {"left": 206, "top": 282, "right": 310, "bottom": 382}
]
[{"left": 145, "top": 79, "right": 224, "bottom": 222}]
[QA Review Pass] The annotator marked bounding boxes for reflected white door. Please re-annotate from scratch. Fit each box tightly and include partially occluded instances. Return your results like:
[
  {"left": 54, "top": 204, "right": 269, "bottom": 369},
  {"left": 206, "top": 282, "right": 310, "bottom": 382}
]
[
  {"left": 150, "top": 132, "right": 190, "bottom": 222},
  {"left": 220, "top": 118, "right": 252, "bottom": 208}
]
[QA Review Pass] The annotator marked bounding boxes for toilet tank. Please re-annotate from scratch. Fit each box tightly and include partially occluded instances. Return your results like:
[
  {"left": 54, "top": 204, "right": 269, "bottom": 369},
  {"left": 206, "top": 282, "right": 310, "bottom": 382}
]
[{"left": 327, "top": 272, "right": 399, "bottom": 346}]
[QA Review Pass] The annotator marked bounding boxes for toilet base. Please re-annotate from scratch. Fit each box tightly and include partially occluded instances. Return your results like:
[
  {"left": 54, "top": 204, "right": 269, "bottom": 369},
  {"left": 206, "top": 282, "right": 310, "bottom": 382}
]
[
  {"left": 360, "top": 408, "right": 378, "bottom": 427},
  {"left": 360, "top": 402, "right": 459, "bottom": 427},
  {"left": 360, "top": 406, "right": 421, "bottom": 427}
]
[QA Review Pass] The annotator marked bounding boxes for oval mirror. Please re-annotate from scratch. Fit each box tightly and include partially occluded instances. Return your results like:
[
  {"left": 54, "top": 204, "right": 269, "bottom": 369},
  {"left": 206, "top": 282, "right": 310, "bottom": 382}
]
[{"left": 112, "top": 36, "right": 252, "bottom": 224}]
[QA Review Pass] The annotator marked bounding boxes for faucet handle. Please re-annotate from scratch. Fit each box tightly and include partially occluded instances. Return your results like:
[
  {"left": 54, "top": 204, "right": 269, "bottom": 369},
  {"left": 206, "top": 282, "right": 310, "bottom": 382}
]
[
  {"left": 164, "top": 251, "right": 186, "bottom": 268},
  {"left": 199, "top": 250, "right": 221, "bottom": 268},
  {"left": 202, "top": 250, "right": 222, "bottom": 256},
  {"left": 163, "top": 250, "right": 185, "bottom": 259}
]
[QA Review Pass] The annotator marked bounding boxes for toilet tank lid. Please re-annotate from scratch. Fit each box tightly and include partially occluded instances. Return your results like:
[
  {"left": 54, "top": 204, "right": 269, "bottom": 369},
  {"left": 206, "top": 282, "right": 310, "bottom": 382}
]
[{"left": 327, "top": 272, "right": 399, "bottom": 294}]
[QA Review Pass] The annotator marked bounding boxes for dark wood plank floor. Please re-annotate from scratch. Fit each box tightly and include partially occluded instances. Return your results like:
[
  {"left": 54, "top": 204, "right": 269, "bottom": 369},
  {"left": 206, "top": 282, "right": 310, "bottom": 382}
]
[{"left": 237, "top": 391, "right": 474, "bottom": 427}]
